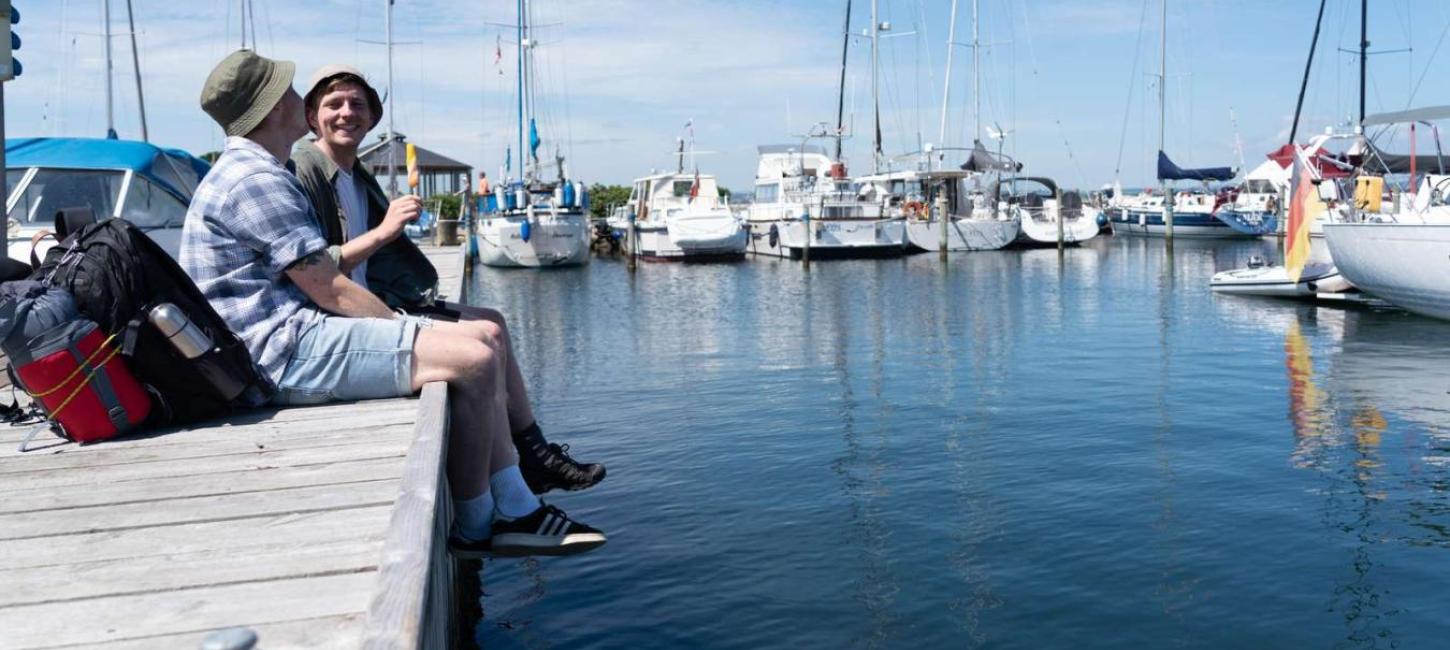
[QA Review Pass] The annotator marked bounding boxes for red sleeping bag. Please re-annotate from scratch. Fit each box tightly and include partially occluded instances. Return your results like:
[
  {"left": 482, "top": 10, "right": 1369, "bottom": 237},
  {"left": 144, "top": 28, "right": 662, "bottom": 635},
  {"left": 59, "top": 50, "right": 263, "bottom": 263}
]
[{"left": 12, "top": 319, "right": 151, "bottom": 443}]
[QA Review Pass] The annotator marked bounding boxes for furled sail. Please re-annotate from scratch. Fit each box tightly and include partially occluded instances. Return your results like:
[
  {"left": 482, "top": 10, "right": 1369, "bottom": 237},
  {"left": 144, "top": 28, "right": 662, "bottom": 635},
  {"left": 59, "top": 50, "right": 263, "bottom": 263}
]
[{"left": 1156, "top": 150, "right": 1235, "bottom": 182}]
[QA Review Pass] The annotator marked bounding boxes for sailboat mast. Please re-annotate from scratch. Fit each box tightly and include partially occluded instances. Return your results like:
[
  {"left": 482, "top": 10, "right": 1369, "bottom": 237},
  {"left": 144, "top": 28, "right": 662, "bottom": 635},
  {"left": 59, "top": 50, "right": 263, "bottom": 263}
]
[
  {"left": 864, "top": 0, "right": 875, "bottom": 172},
  {"left": 125, "top": 0, "right": 148, "bottom": 142},
  {"left": 516, "top": 0, "right": 525, "bottom": 182},
  {"left": 871, "top": 0, "right": 880, "bottom": 173},
  {"left": 972, "top": 0, "right": 979, "bottom": 143},
  {"left": 1358, "top": 0, "right": 1367, "bottom": 125},
  {"left": 1288, "top": 0, "right": 1327, "bottom": 145},
  {"left": 104, "top": 0, "right": 115, "bottom": 139},
  {"left": 938, "top": 0, "right": 958, "bottom": 146},
  {"left": 834, "top": 0, "right": 852, "bottom": 161},
  {"left": 385, "top": 0, "right": 397, "bottom": 196},
  {"left": 1160, "top": 0, "right": 1173, "bottom": 240},
  {"left": 1158, "top": 0, "right": 1165, "bottom": 159}
]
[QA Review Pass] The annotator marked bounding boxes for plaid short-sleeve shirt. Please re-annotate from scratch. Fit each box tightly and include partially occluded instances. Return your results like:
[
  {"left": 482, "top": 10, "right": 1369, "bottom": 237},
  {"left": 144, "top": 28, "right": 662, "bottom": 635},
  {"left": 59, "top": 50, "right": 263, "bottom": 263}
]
[{"left": 180, "top": 137, "right": 327, "bottom": 382}]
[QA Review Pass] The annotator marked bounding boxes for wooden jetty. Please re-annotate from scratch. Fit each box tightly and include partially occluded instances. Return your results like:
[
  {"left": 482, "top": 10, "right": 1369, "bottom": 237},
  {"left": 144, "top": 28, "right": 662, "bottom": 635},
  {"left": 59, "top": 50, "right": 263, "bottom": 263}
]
[{"left": 0, "top": 244, "right": 473, "bottom": 649}]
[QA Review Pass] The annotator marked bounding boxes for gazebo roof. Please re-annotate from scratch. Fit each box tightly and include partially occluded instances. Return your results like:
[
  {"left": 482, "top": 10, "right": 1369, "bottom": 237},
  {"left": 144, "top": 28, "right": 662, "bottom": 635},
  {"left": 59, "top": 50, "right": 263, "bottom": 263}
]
[{"left": 359, "top": 133, "right": 471, "bottom": 172}]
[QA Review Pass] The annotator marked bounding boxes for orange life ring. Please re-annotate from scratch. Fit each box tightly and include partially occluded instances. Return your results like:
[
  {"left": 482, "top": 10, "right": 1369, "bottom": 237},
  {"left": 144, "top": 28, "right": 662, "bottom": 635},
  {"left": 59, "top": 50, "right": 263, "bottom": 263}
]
[{"left": 905, "top": 200, "right": 926, "bottom": 218}]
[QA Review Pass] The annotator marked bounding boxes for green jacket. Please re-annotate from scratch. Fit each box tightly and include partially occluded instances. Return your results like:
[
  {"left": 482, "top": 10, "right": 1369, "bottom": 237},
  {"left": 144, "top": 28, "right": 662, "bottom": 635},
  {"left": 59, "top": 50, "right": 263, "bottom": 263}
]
[{"left": 291, "top": 141, "right": 439, "bottom": 310}]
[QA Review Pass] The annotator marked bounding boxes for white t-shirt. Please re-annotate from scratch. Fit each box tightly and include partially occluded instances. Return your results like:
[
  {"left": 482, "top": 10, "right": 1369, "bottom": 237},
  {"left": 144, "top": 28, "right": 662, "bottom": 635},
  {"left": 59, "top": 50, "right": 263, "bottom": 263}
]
[{"left": 334, "top": 168, "right": 370, "bottom": 286}]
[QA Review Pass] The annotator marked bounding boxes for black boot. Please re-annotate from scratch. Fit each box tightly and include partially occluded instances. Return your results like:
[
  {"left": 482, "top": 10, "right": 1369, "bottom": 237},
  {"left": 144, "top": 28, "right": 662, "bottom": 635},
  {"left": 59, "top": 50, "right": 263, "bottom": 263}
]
[{"left": 514, "top": 422, "right": 606, "bottom": 494}]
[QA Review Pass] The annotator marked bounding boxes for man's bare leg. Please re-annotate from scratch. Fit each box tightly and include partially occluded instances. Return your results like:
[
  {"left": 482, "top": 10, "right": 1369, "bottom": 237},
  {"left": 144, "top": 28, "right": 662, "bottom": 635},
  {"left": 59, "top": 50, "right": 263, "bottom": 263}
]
[
  {"left": 427, "top": 305, "right": 605, "bottom": 494},
  {"left": 411, "top": 327, "right": 604, "bottom": 557}
]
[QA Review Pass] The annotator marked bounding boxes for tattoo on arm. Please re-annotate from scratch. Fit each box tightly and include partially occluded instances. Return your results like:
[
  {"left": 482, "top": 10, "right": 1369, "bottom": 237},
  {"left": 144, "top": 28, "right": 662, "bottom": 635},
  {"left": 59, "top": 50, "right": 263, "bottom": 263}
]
[{"left": 288, "top": 249, "right": 331, "bottom": 272}]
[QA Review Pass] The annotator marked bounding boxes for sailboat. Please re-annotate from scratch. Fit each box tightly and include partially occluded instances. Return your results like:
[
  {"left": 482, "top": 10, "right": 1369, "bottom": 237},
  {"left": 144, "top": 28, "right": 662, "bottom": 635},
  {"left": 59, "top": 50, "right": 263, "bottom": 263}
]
[
  {"left": 1107, "top": 0, "right": 1247, "bottom": 239},
  {"left": 474, "top": 0, "right": 590, "bottom": 268},
  {"left": 1323, "top": 106, "right": 1450, "bottom": 320},
  {"left": 881, "top": 0, "right": 1021, "bottom": 253}
]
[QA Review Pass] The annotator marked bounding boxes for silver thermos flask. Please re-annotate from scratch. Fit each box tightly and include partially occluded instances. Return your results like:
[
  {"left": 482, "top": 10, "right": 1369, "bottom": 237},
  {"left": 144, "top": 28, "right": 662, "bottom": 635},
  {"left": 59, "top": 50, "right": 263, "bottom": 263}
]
[
  {"left": 148, "top": 303, "right": 250, "bottom": 401},
  {"left": 148, "top": 303, "right": 212, "bottom": 359}
]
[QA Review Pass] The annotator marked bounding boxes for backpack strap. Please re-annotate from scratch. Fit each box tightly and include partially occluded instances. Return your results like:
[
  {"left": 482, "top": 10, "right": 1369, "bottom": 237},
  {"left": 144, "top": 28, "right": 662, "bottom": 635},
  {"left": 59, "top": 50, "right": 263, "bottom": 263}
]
[
  {"left": 28, "top": 230, "right": 58, "bottom": 270},
  {"left": 16, "top": 422, "right": 55, "bottom": 453}
]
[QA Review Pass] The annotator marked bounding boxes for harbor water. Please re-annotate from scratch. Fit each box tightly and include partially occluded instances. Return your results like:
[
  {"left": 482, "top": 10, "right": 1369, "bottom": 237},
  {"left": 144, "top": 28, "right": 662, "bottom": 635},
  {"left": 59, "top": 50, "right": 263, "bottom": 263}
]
[{"left": 467, "top": 237, "right": 1450, "bottom": 649}]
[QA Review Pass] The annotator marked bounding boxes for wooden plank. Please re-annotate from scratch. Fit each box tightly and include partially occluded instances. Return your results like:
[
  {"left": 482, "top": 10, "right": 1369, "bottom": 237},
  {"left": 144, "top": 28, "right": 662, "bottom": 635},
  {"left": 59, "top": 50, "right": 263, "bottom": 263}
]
[
  {"left": 0, "top": 538, "right": 382, "bottom": 608},
  {"left": 363, "top": 382, "right": 451, "bottom": 650},
  {"left": 74, "top": 614, "right": 366, "bottom": 650},
  {"left": 0, "top": 455, "right": 405, "bottom": 514},
  {"left": 0, "top": 571, "right": 376, "bottom": 648},
  {"left": 0, "top": 504, "right": 393, "bottom": 570},
  {"left": 0, "top": 435, "right": 411, "bottom": 492},
  {"left": 0, "top": 415, "right": 417, "bottom": 474},
  {"left": 0, "top": 397, "right": 418, "bottom": 446},
  {"left": 1, "top": 477, "right": 401, "bottom": 540}
]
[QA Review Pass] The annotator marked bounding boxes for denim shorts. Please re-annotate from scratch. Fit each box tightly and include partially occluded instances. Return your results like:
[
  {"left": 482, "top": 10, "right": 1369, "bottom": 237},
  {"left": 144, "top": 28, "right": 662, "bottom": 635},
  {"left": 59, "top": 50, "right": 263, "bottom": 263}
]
[{"left": 271, "top": 314, "right": 431, "bottom": 406}]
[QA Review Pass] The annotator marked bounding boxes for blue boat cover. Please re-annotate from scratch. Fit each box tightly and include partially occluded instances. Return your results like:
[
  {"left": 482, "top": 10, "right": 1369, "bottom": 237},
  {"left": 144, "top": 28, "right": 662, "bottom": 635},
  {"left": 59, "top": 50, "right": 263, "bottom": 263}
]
[
  {"left": 1156, "top": 150, "right": 1234, "bottom": 182},
  {"left": 5, "top": 137, "right": 210, "bottom": 200}
]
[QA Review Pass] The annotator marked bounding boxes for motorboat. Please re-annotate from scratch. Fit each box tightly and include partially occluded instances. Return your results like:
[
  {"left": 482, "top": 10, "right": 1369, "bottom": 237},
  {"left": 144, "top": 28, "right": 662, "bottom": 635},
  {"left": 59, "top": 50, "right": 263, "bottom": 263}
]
[
  {"left": 5, "top": 137, "right": 209, "bottom": 262},
  {"left": 743, "top": 145, "right": 904, "bottom": 260},
  {"left": 608, "top": 168, "right": 745, "bottom": 261},
  {"left": 1210, "top": 257, "right": 1353, "bottom": 298}
]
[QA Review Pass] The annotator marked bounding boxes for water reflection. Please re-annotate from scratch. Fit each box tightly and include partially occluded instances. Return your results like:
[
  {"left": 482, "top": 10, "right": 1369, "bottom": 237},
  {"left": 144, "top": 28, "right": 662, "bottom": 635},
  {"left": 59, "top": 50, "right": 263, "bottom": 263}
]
[
  {"left": 1275, "top": 307, "right": 1450, "bottom": 647},
  {"left": 825, "top": 264, "right": 900, "bottom": 649}
]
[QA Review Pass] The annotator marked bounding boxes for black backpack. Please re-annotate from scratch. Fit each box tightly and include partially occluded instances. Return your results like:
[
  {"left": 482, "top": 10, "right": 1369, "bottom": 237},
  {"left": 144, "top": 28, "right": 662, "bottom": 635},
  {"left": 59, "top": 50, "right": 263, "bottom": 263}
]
[{"left": 32, "top": 217, "right": 273, "bottom": 426}]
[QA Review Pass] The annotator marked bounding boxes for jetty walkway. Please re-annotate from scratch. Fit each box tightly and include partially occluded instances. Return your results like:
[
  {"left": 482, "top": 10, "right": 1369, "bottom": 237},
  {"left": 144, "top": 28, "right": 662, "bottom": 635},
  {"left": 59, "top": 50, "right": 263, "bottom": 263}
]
[{"left": 0, "top": 244, "right": 471, "bottom": 649}]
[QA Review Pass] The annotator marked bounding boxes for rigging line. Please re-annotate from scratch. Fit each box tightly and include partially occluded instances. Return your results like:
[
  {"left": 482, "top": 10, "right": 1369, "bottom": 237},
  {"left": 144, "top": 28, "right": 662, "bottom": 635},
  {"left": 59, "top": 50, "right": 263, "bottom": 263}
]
[
  {"left": 1113, "top": 0, "right": 1152, "bottom": 179},
  {"left": 1406, "top": 15, "right": 1450, "bottom": 104},
  {"left": 1013, "top": 0, "right": 1089, "bottom": 189},
  {"left": 558, "top": 12, "right": 574, "bottom": 170}
]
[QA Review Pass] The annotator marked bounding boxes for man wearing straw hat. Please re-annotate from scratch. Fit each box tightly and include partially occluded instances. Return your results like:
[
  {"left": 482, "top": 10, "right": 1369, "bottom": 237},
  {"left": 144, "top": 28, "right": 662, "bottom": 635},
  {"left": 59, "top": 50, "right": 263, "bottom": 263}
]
[
  {"left": 181, "top": 49, "right": 605, "bottom": 557},
  {"left": 290, "top": 64, "right": 606, "bottom": 499}
]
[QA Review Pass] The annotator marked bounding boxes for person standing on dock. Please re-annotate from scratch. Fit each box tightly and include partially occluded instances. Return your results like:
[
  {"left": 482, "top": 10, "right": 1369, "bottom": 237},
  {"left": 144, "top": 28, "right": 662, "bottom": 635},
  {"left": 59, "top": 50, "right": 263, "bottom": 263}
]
[
  {"left": 182, "top": 50, "right": 605, "bottom": 557},
  {"left": 290, "top": 65, "right": 605, "bottom": 498}
]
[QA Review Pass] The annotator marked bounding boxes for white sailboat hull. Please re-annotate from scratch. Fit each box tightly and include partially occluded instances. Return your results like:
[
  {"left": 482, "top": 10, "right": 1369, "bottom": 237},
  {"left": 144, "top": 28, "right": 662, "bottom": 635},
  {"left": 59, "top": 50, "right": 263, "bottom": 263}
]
[
  {"left": 1016, "top": 208, "right": 1102, "bottom": 246},
  {"left": 477, "top": 211, "right": 591, "bottom": 267},
  {"left": 904, "top": 217, "right": 1018, "bottom": 251},
  {"left": 1323, "top": 222, "right": 1450, "bottom": 320}
]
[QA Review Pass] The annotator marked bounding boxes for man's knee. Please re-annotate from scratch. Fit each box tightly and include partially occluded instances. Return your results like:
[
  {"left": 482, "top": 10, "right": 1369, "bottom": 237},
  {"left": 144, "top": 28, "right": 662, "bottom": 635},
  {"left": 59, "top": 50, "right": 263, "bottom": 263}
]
[{"left": 414, "top": 330, "right": 499, "bottom": 385}]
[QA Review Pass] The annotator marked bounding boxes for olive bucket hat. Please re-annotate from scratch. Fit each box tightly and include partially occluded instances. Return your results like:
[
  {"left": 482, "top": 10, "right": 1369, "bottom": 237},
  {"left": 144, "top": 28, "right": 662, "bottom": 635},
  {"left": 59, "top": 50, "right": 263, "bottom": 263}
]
[
  {"left": 199, "top": 49, "right": 297, "bottom": 137},
  {"left": 304, "top": 64, "right": 384, "bottom": 130}
]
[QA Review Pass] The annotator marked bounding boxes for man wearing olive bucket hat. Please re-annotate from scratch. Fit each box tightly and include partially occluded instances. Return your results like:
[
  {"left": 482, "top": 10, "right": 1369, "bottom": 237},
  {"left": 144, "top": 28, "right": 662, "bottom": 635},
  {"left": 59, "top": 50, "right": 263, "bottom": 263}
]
[
  {"left": 181, "top": 50, "right": 606, "bottom": 557},
  {"left": 289, "top": 65, "right": 606, "bottom": 500}
]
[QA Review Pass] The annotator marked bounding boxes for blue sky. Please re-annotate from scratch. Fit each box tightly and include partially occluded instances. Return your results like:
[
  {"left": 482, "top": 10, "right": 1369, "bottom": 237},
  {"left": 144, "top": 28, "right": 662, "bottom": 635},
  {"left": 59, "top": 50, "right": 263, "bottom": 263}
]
[{"left": 8, "top": 0, "right": 1450, "bottom": 191}]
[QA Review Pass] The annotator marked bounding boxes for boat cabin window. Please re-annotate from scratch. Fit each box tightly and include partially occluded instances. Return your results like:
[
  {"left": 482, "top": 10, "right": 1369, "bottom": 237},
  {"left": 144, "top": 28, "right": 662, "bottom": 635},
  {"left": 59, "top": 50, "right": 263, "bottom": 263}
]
[
  {"left": 6, "top": 169, "right": 124, "bottom": 225},
  {"left": 122, "top": 177, "right": 188, "bottom": 228},
  {"left": 672, "top": 180, "right": 694, "bottom": 197},
  {"left": 1241, "top": 179, "right": 1276, "bottom": 194},
  {"left": 755, "top": 183, "right": 779, "bottom": 203}
]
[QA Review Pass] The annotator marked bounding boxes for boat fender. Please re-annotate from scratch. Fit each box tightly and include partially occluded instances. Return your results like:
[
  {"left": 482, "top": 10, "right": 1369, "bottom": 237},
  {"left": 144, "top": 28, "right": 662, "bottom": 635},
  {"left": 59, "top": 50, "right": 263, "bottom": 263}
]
[
  {"left": 563, "top": 181, "right": 577, "bottom": 207},
  {"left": 768, "top": 224, "right": 779, "bottom": 249},
  {"left": 577, "top": 182, "right": 589, "bottom": 211},
  {"left": 496, "top": 186, "right": 509, "bottom": 211},
  {"left": 521, "top": 219, "right": 532, "bottom": 242}
]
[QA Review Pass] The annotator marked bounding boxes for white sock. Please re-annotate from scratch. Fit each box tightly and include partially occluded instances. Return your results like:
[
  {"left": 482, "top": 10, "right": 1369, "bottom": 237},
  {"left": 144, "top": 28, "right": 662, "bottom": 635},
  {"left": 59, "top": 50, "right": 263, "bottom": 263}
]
[
  {"left": 453, "top": 491, "right": 495, "bottom": 541},
  {"left": 491, "top": 465, "right": 541, "bottom": 519}
]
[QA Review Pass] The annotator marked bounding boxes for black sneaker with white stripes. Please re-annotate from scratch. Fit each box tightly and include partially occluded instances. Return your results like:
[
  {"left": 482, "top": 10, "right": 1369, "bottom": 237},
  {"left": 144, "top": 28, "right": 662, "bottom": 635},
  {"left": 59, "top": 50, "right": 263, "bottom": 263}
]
[{"left": 489, "top": 503, "right": 607, "bottom": 557}]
